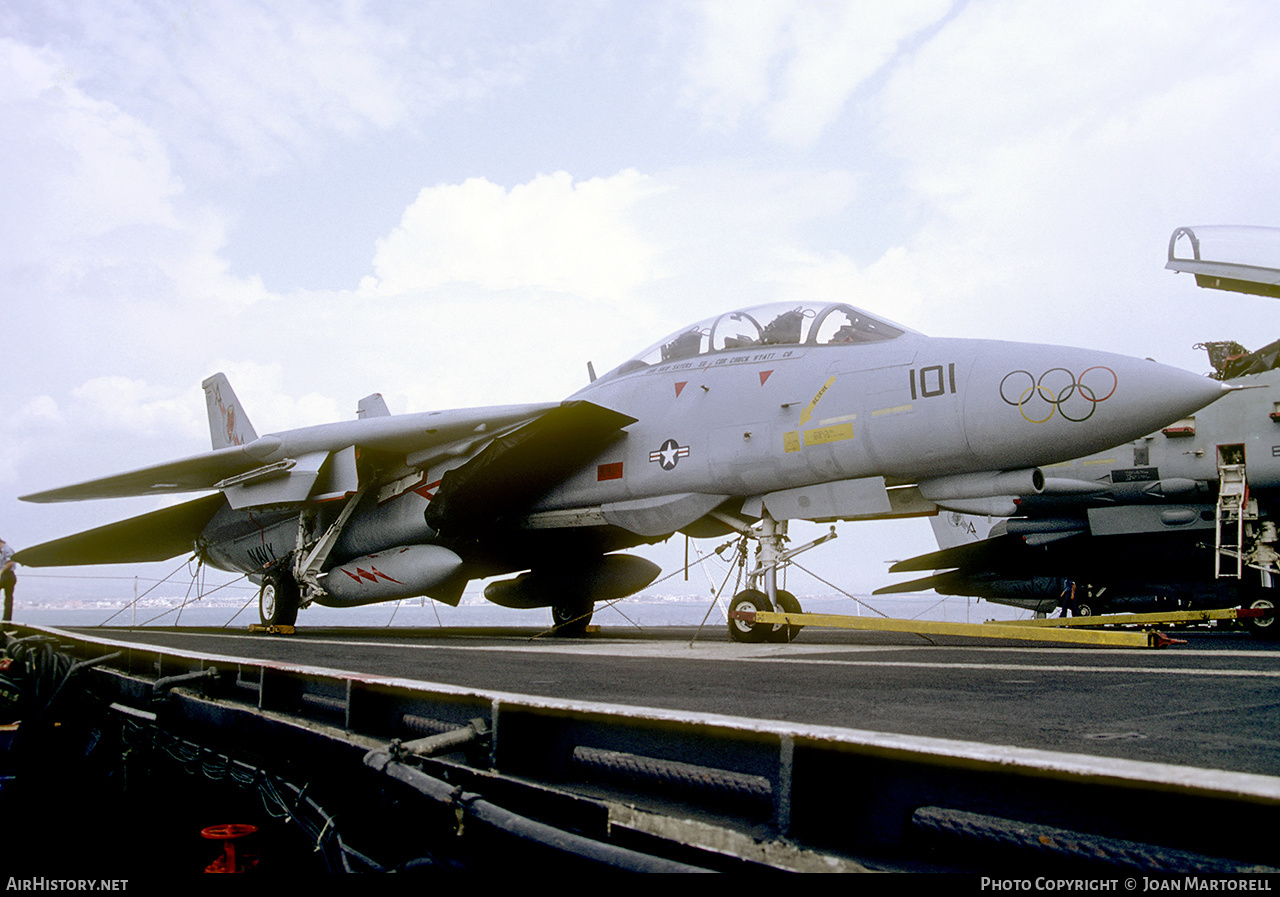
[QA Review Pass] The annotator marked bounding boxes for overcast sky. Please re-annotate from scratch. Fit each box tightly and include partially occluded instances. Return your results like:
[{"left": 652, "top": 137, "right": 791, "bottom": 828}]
[{"left": 4, "top": 1, "right": 1280, "bottom": 610}]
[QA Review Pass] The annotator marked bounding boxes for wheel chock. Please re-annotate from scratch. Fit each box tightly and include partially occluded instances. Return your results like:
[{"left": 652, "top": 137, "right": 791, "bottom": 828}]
[{"left": 1151, "top": 631, "right": 1187, "bottom": 649}]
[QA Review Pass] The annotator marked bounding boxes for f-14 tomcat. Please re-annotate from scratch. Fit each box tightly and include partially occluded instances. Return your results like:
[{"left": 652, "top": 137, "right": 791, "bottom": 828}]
[{"left": 17, "top": 300, "right": 1226, "bottom": 639}]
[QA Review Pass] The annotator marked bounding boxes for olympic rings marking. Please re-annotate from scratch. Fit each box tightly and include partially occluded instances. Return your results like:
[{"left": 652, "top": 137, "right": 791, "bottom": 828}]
[{"left": 999, "top": 366, "right": 1117, "bottom": 423}]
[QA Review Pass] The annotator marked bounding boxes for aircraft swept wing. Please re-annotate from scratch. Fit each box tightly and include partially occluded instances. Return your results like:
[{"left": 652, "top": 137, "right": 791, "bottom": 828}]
[
  {"left": 22, "top": 399, "right": 560, "bottom": 505},
  {"left": 425, "top": 401, "right": 637, "bottom": 536},
  {"left": 14, "top": 494, "right": 227, "bottom": 566},
  {"left": 17, "top": 297, "right": 1228, "bottom": 639}
]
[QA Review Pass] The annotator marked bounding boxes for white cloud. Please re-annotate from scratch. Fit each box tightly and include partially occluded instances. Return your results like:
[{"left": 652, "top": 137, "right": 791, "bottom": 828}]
[
  {"left": 683, "top": 1, "right": 794, "bottom": 128},
  {"left": 764, "top": 1, "right": 951, "bottom": 145},
  {"left": 685, "top": 0, "right": 950, "bottom": 145},
  {"left": 863, "top": 0, "right": 1280, "bottom": 353},
  {"left": 0, "top": 377, "right": 203, "bottom": 489},
  {"left": 360, "top": 170, "right": 666, "bottom": 302},
  {"left": 164, "top": 1, "right": 415, "bottom": 171},
  {"left": 0, "top": 34, "right": 277, "bottom": 334},
  {"left": 766, "top": 245, "right": 927, "bottom": 326},
  {"left": 0, "top": 39, "right": 181, "bottom": 268},
  {"left": 67, "top": 376, "right": 205, "bottom": 439},
  {"left": 8, "top": 2, "right": 558, "bottom": 181}
]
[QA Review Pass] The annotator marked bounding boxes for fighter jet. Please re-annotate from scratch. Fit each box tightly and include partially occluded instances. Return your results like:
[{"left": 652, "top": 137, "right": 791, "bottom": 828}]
[
  {"left": 876, "top": 226, "right": 1280, "bottom": 638},
  {"left": 16, "top": 299, "right": 1226, "bottom": 639}
]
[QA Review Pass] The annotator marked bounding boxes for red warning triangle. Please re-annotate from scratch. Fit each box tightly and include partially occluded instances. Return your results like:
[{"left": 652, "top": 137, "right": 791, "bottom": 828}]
[
  {"left": 674, "top": 381, "right": 687, "bottom": 397},
  {"left": 759, "top": 370, "right": 773, "bottom": 385}
]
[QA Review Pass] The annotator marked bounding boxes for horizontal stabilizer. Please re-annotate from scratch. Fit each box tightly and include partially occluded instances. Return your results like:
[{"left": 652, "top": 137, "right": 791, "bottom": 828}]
[
  {"left": 20, "top": 444, "right": 261, "bottom": 503},
  {"left": 873, "top": 571, "right": 963, "bottom": 595},
  {"left": 14, "top": 493, "right": 226, "bottom": 566},
  {"left": 888, "top": 533, "right": 1022, "bottom": 574}
]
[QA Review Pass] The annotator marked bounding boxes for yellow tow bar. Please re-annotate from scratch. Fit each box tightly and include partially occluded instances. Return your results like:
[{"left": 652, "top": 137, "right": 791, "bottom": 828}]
[
  {"left": 734, "top": 610, "right": 1182, "bottom": 648},
  {"left": 998, "top": 606, "right": 1268, "bottom": 629}
]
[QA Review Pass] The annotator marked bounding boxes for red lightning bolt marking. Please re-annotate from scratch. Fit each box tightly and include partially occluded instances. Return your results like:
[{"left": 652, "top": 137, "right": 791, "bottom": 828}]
[{"left": 342, "top": 566, "right": 403, "bottom": 585}]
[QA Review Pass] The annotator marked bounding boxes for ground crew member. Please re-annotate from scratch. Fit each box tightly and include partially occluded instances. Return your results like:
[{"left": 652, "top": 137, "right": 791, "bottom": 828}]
[{"left": 0, "top": 538, "right": 16, "bottom": 622}]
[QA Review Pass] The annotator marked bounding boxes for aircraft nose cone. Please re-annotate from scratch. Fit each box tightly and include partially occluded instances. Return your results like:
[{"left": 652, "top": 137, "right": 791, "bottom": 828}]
[{"left": 963, "top": 345, "right": 1227, "bottom": 470}]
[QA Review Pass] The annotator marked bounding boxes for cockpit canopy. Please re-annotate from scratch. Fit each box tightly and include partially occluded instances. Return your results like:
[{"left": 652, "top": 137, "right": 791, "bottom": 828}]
[{"left": 606, "top": 302, "right": 913, "bottom": 379}]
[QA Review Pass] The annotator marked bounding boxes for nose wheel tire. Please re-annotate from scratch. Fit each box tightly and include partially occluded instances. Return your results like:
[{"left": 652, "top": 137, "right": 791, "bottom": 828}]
[
  {"left": 729, "top": 590, "right": 771, "bottom": 643},
  {"left": 729, "top": 589, "right": 805, "bottom": 643},
  {"left": 766, "top": 590, "right": 803, "bottom": 643},
  {"left": 259, "top": 572, "right": 300, "bottom": 627}
]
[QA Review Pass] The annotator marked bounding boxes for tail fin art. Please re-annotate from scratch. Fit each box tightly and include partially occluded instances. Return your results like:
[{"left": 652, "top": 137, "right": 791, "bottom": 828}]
[{"left": 202, "top": 373, "right": 258, "bottom": 450}]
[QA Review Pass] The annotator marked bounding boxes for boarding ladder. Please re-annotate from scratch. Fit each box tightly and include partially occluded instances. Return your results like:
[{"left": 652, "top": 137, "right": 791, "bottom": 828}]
[{"left": 1215, "top": 462, "right": 1250, "bottom": 579}]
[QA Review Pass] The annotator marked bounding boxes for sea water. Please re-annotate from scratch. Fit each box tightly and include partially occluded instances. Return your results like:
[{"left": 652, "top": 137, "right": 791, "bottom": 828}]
[{"left": 11, "top": 588, "right": 1029, "bottom": 631}]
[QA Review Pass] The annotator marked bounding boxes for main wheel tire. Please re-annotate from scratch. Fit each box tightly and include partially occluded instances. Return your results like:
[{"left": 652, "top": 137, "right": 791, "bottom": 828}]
[
  {"left": 551, "top": 599, "right": 593, "bottom": 637},
  {"left": 1246, "top": 595, "right": 1279, "bottom": 639},
  {"left": 728, "top": 589, "right": 770, "bottom": 643},
  {"left": 766, "top": 590, "right": 803, "bottom": 643},
  {"left": 259, "top": 572, "right": 300, "bottom": 627}
]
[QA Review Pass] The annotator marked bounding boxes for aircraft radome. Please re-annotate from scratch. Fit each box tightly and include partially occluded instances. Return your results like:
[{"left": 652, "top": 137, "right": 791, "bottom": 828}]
[{"left": 16, "top": 300, "right": 1228, "bottom": 640}]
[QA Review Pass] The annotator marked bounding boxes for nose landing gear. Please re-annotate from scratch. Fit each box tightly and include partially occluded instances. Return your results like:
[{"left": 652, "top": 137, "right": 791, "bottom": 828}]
[{"left": 722, "top": 512, "right": 835, "bottom": 643}]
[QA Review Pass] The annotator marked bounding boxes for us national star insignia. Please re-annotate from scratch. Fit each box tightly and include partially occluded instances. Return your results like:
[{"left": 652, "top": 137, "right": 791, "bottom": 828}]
[{"left": 649, "top": 438, "right": 689, "bottom": 470}]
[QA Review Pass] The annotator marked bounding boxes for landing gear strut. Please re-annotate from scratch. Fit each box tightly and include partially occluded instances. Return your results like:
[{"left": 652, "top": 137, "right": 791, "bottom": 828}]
[{"left": 723, "top": 512, "right": 835, "bottom": 643}]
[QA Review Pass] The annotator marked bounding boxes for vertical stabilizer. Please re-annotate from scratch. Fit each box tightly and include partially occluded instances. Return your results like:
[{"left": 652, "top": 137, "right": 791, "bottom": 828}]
[
  {"left": 202, "top": 373, "right": 258, "bottom": 449},
  {"left": 357, "top": 393, "right": 390, "bottom": 419}
]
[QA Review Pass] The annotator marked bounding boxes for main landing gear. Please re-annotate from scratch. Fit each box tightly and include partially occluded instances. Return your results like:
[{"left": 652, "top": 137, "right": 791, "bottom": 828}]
[
  {"left": 254, "top": 488, "right": 368, "bottom": 629},
  {"left": 551, "top": 597, "right": 594, "bottom": 637},
  {"left": 723, "top": 513, "right": 835, "bottom": 644},
  {"left": 258, "top": 567, "right": 300, "bottom": 627}
]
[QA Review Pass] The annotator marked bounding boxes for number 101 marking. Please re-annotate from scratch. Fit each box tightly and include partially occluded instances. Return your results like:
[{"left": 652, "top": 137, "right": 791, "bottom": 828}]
[{"left": 909, "top": 364, "right": 957, "bottom": 399}]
